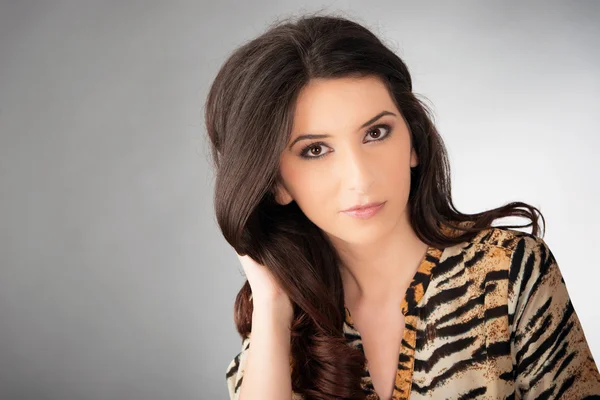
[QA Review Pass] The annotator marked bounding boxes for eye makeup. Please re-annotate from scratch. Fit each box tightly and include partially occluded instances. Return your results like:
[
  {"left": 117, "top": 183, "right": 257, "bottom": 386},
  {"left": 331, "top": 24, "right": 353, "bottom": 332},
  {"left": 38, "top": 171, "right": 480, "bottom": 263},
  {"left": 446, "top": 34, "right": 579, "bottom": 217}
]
[{"left": 298, "top": 123, "right": 393, "bottom": 160}]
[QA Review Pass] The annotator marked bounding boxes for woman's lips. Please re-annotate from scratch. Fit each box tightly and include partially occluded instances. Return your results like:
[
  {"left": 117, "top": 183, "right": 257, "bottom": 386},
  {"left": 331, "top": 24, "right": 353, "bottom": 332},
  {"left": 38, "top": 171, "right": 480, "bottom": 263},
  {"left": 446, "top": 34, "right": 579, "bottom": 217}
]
[{"left": 341, "top": 202, "right": 385, "bottom": 219}]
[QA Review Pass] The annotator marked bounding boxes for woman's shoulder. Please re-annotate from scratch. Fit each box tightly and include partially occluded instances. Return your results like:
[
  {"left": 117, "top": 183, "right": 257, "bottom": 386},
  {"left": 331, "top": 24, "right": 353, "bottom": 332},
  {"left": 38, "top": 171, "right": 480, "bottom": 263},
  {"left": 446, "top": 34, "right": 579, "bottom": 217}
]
[
  {"left": 445, "top": 225, "right": 561, "bottom": 316},
  {"left": 449, "top": 225, "right": 549, "bottom": 268},
  {"left": 436, "top": 225, "right": 551, "bottom": 300},
  {"left": 462, "top": 224, "right": 541, "bottom": 251}
]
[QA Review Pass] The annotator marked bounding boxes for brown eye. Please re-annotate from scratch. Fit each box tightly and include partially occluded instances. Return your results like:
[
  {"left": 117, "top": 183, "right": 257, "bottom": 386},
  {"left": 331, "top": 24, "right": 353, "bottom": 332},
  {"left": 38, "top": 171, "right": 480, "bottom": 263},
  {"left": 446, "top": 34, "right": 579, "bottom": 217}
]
[
  {"left": 310, "top": 146, "right": 322, "bottom": 155},
  {"left": 299, "top": 124, "right": 392, "bottom": 160},
  {"left": 300, "top": 142, "right": 330, "bottom": 159},
  {"left": 364, "top": 124, "right": 392, "bottom": 143},
  {"left": 368, "top": 127, "right": 384, "bottom": 139}
]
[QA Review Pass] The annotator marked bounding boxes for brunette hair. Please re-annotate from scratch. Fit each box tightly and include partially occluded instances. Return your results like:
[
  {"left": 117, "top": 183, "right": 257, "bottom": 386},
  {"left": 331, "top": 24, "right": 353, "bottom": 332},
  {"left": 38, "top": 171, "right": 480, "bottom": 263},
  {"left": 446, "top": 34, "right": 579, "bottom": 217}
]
[{"left": 204, "top": 11, "right": 545, "bottom": 399}]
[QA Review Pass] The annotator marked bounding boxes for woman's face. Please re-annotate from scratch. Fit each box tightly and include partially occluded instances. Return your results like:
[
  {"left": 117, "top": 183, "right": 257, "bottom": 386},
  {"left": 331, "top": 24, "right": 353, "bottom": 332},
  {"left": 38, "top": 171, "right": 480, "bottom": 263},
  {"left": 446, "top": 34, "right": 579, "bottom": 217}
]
[{"left": 275, "top": 75, "right": 418, "bottom": 245}]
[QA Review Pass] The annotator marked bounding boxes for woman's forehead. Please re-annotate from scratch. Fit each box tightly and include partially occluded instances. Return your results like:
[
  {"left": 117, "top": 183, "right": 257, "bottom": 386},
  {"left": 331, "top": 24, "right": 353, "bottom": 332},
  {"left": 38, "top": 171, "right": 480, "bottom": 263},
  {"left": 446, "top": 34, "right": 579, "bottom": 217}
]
[{"left": 291, "top": 77, "right": 398, "bottom": 133}]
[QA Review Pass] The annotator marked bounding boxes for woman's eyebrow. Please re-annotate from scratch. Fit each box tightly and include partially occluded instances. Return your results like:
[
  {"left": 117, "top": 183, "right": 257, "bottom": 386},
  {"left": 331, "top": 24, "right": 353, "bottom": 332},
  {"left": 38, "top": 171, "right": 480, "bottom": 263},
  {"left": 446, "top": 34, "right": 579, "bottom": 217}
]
[{"left": 288, "top": 110, "right": 397, "bottom": 150}]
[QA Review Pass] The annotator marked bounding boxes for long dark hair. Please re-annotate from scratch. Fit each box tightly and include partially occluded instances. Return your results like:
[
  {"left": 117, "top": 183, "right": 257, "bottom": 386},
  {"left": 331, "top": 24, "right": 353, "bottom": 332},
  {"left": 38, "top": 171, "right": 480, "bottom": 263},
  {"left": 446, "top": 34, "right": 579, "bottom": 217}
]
[{"left": 204, "top": 11, "right": 545, "bottom": 399}]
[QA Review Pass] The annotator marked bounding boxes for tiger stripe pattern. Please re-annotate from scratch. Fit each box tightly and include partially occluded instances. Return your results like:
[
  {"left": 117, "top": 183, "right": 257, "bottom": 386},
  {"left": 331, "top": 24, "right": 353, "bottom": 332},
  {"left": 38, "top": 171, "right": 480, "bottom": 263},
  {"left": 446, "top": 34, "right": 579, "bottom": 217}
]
[{"left": 225, "top": 226, "right": 600, "bottom": 399}]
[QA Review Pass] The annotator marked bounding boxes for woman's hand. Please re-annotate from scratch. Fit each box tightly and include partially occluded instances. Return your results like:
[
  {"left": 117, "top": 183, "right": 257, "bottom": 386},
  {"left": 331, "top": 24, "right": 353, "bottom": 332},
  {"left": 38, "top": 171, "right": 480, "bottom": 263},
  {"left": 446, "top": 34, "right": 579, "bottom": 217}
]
[{"left": 236, "top": 253, "right": 294, "bottom": 323}]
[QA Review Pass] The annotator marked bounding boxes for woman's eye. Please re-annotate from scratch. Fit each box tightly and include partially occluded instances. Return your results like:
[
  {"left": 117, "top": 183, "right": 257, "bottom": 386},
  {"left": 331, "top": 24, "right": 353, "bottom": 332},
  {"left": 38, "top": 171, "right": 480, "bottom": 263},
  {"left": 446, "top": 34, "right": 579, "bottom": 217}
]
[
  {"left": 365, "top": 124, "right": 392, "bottom": 142},
  {"left": 300, "top": 143, "right": 330, "bottom": 159}
]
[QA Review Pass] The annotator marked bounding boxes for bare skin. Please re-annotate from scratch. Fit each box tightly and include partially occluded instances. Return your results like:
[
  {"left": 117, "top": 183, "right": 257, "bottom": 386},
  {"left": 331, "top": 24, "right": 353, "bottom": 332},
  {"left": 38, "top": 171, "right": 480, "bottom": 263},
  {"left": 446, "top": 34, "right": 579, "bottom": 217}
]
[
  {"left": 273, "top": 75, "right": 430, "bottom": 399},
  {"left": 339, "top": 218, "right": 429, "bottom": 399},
  {"left": 351, "top": 305, "right": 406, "bottom": 400},
  {"left": 338, "top": 210, "right": 430, "bottom": 398},
  {"left": 235, "top": 254, "right": 294, "bottom": 400}
]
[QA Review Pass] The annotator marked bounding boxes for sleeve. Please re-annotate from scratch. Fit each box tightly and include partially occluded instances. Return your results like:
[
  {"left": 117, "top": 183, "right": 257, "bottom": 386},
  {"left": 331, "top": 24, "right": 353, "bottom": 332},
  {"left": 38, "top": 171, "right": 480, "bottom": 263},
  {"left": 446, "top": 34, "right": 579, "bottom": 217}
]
[
  {"left": 225, "top": 335, "right": 251, "bottom": 400},
  {"left": 508, "top": 235, "right": 600, "bottom": 399}
]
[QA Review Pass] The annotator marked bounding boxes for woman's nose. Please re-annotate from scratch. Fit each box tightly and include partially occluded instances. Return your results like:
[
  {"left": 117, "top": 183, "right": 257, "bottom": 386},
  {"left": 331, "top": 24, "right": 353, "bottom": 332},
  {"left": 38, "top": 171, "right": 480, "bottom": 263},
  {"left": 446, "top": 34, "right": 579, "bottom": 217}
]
[{"left": 341, "top": 148, "right": 376, "bottom": 194}]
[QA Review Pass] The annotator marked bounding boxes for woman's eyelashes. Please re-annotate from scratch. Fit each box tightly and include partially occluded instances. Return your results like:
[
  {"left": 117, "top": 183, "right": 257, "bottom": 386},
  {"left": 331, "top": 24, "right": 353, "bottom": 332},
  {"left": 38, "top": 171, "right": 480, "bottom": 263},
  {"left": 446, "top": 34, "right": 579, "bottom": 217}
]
[{"left": 299, "top": 123, "right": 393, "bottom": 160}]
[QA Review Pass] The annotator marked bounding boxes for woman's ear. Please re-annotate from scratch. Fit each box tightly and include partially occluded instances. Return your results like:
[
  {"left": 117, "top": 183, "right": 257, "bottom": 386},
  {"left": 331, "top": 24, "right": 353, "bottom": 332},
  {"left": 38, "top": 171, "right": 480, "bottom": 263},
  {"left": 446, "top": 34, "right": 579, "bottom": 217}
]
[
  {"left": 272, "top": 181, "right": 294, "bottom": 205},
  {"left": 410, "top": 147, "right": 419, "bottom": 168}
]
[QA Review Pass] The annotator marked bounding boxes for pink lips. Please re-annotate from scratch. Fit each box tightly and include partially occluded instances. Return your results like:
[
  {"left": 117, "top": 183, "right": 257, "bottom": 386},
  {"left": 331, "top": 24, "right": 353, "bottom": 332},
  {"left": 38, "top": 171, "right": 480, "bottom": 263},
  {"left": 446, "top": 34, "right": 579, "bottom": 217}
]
[{"left": 341, "top": 202, "right": 385, "bottom": 219}]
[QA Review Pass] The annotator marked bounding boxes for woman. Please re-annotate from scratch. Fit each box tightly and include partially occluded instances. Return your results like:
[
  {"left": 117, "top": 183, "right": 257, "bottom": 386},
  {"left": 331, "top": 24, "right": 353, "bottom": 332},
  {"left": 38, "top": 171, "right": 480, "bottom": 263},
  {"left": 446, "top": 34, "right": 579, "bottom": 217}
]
[{"left": 204, "top": 12, "right": 600, "bottom": 400}]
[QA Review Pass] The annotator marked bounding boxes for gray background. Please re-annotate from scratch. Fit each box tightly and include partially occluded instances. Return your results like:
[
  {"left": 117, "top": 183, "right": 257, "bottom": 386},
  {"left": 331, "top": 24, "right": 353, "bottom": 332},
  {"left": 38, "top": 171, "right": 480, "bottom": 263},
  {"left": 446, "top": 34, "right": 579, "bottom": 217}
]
[{"left": 1, "top": 1, "right": 598, "bottom": 399}]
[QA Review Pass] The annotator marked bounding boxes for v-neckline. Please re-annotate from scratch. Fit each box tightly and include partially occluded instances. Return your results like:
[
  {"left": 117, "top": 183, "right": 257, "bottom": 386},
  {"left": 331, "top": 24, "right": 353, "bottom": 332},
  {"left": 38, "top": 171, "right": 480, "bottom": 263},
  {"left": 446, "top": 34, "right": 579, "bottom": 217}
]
[{"left": 342, "top": 244, "right": 445, "bottom": 400}]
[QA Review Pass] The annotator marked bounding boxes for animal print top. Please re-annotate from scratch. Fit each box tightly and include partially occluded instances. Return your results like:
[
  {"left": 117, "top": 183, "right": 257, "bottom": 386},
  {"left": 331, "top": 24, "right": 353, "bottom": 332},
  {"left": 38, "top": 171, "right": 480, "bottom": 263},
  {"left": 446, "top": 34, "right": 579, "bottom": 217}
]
[{"left": 225, "top": 226, "right": 600, "bottom": 399}]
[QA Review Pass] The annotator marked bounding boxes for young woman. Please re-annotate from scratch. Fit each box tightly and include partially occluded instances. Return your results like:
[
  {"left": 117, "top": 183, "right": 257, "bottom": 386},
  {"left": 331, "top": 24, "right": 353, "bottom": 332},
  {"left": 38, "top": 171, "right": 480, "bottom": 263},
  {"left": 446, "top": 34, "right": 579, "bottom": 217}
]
[{"left": 204, "top": 12, "right": 600, "bottom": 400}]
